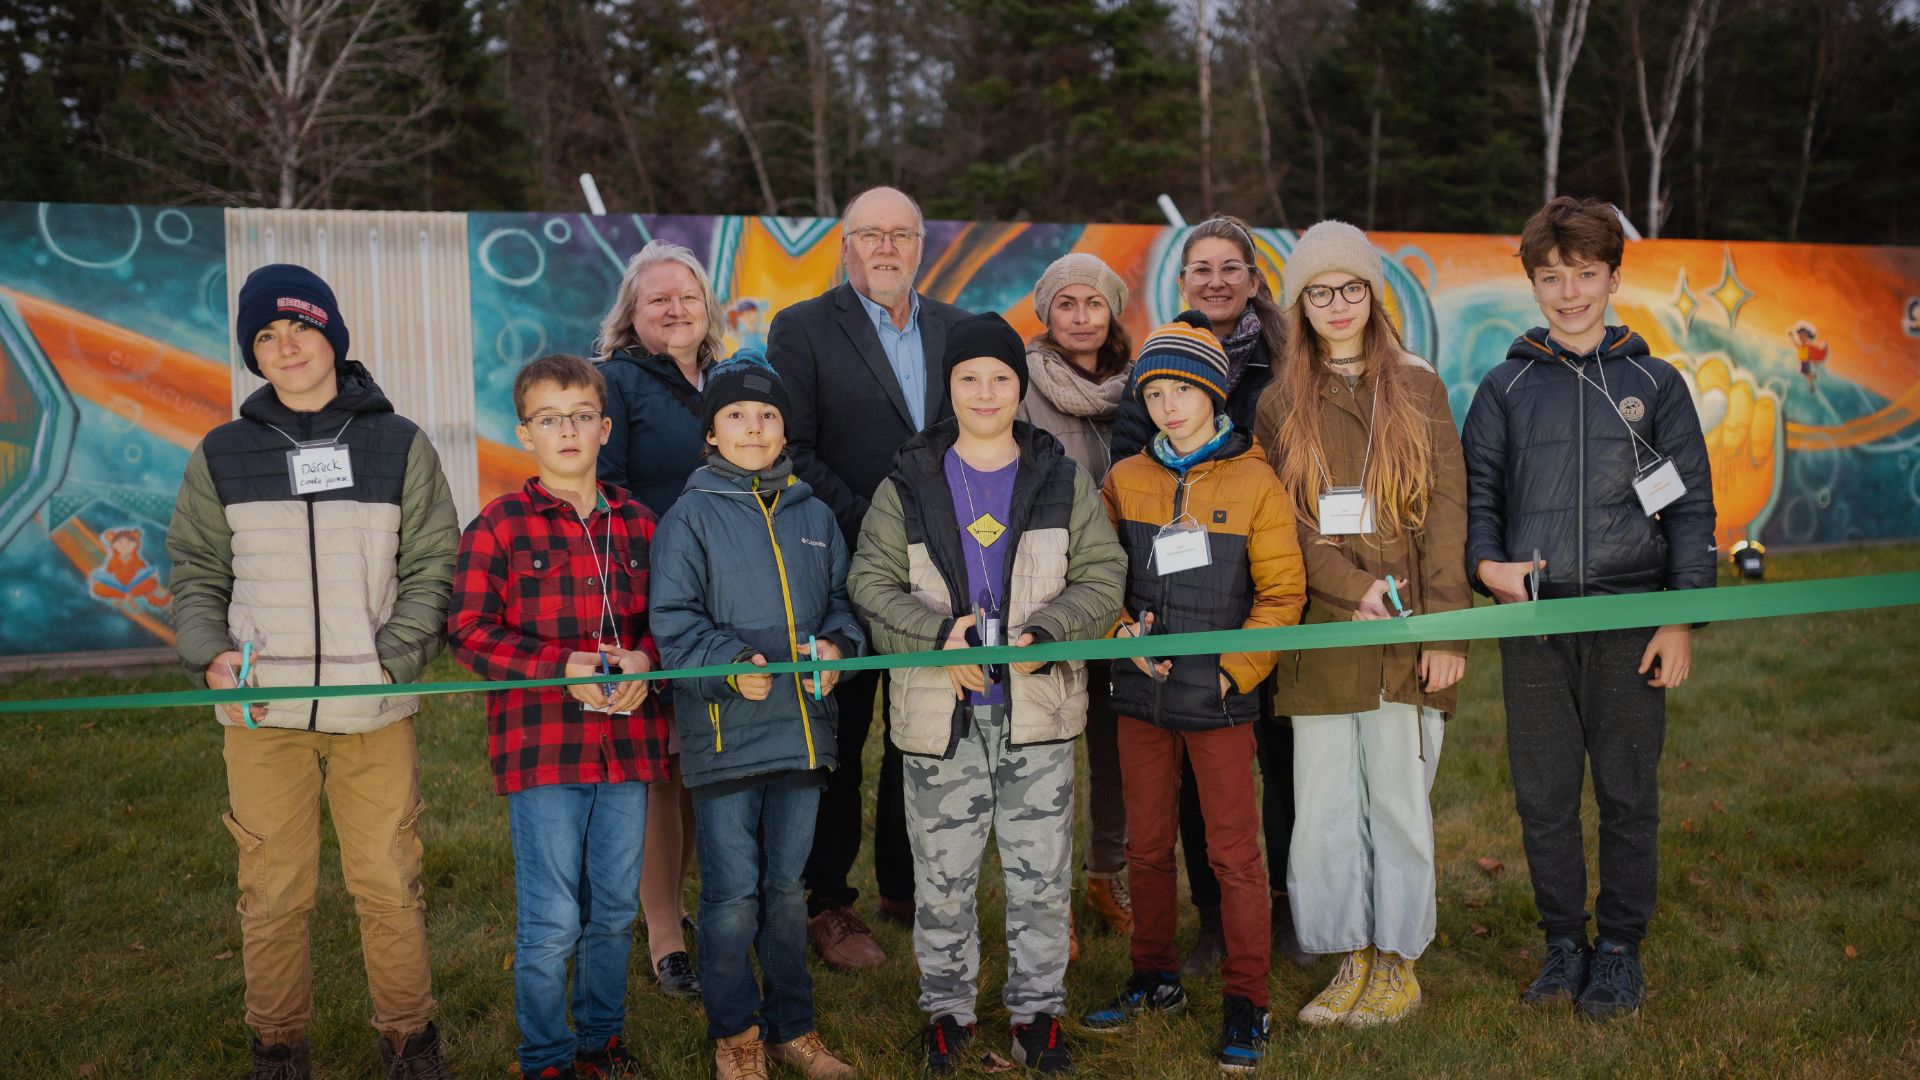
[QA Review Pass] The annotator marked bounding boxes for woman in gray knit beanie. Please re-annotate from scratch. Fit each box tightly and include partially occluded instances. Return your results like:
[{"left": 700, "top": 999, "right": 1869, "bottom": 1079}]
[{"left": 1016, "top": 250, "right": 1136, "bottom": 948}]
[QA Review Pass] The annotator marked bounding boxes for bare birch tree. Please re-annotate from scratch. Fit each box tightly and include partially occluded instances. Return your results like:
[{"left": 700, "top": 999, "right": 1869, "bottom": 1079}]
[
  {"left": 697, "top": 0, "right": 780, "bottom": 215},
  {"left": 1624, "top": 0, "right": 1718, "bottom": 237},
  {"left": 1532, "top": 0, "right": 1593, "bottom": 202},
  {"left": 1242, "top": 0, "right": 1290, "bottom": 228},
  {"left": 131, "top": 0, "right": 447, "bottom": 209},
  {"left": 1196, "top": 0, "right": 1215, "bottom": 217}
]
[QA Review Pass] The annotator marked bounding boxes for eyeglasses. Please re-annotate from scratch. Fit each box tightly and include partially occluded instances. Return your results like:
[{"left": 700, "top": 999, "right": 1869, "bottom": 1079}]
[
  {"left": 1182, "top": 261, "right": 1252, "bottom": 285},
  {"left": 846, "top": 227, "right": 922, "bottom": 249},
  {"left": 1303, "top": 281, "right": 1371, "bottom": 307},
  {"left": 520, "top": 410, "right": 604, "bottom": 432}
]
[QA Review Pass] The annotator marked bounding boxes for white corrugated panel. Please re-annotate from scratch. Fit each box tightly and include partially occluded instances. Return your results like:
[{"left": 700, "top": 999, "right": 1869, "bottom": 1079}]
[{"left": 223, "top": 209, "right": 481, "bottom": 525}]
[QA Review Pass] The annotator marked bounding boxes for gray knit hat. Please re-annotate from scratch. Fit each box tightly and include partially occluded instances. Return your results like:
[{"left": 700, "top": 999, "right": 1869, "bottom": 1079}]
[
  {"left": 1281, "top": 220, "right": 1386, "bottom": 311},
  {"left": 1032, "top": 252, "right": 1129, "bottom": 324}
]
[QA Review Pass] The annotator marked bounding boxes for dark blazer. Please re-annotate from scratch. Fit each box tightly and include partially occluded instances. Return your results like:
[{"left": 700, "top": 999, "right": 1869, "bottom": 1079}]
[{"left": 768, "top": 281, "right": 971, "bottom": 543}]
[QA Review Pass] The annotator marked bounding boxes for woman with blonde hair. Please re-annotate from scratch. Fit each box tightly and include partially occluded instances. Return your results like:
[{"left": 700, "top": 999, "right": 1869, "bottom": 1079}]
[
  {"left": 1016, "top": 252, "right": 1136, "bottom": 947},
  {"left": 594, "top": 237, "right": 728, "bottom": 1000},
  {"left": 1253, "top": 220, "right": 1470, "bottom": 1027}
]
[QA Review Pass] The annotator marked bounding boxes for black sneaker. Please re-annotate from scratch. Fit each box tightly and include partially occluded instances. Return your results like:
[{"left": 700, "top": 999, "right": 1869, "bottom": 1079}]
[
  {"left": 1081, "top": 970, "right": 1189, "bottom": 1031},
  {"left": 575, "top": 1034, "right": 643, "bottom": 1078},
  {"left": 920, "top": 1014, "right": 975, "bottom": 1076},
  {"left": 380, "top": 1023, "right": 453, "bottom": 1080},
  {"left": 1520, "top": 936, "right": 1593, "bottom": 1007},
  {"left": 655, "top": 950, "right": 702, "bottom": 999},
  {"left": 1214, "top": 995, "right": 1269, "bottom": 1074},
  {"left": 1182, "top": 908, "right": 1226, "bottom": 978},
  {"left": 1011, "top": 1014, "right": 1072, "bottom": 1074},
  {"left": 1576, "top": 938, "right": 1646, "bottom": 1022},
  {"left": 248, "top": 1038, "right": 311, "bottom": 1080}
]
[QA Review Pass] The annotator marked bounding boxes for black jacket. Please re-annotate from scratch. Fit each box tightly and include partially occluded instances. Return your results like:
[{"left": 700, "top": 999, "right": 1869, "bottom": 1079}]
[
  {"left": 768, "top": 282, "right": 971, "bottom": 544},
  {"left": 598, "top": 349, "right": 703, "bottom": 518},
  {"left": 1462, "top": 326, "right": 1716, "bottom": 598},
  {"left": 1110, "top": 332, "right": 1273, "bottom": 460}
]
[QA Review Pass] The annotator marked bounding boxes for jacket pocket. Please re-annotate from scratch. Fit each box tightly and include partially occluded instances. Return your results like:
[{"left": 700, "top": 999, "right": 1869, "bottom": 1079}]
[{"left": 508, "top": 542, "right": 569, "bottom": 621}]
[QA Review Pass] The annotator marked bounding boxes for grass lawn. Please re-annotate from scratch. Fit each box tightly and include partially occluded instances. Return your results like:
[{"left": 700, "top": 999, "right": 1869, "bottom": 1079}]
[{"left": 3, "top": 545, "right": 1918, "bottom": 1078}]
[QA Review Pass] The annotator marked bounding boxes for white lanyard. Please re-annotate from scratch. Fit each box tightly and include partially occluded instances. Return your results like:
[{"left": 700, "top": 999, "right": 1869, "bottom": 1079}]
[
  {"left": 1558, "top": 357, "right": 1661, "bottom": 471},
  {"left": 1308, "top": 373, "right": 1379, "bottom": 492},
  {"left": 956, "top": 459, "right": 1003, "bottom": 614},
  {"left": 571, "top": 496, "right": 622, "bottom": 651},
  {"left": 265, "top": 414, "right": 355, "bottom": 449}
]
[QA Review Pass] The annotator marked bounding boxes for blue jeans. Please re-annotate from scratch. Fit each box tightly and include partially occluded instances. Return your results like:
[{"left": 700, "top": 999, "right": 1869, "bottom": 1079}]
[
  {"left": 507, "top": 782, "right": 649, "bottom": 1071},
  {"left": 694, "top": 776, "right": 821, "bottom": 1042}
]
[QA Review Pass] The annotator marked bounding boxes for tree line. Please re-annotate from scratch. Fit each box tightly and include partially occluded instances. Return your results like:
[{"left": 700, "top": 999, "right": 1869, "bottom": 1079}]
[{"left": 2, "top": 0, "right": 1915, "bottom": 244}]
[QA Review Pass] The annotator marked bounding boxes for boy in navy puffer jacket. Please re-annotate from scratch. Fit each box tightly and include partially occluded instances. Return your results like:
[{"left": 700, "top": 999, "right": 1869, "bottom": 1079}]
[{"left": 648, "top": 353, "right": 865, "bottom": 1080}]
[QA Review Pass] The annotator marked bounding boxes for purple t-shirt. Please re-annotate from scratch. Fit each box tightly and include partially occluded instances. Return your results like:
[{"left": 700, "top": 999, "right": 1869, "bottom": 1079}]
[{"left": 943, "top": 448, "right": 1018, "bottom": 706}]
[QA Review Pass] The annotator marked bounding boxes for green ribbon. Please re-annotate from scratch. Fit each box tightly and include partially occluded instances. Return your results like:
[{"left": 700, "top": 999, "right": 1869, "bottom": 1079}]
[{"left": 4, "top": 573, "right": 1917, "bottom": 717}]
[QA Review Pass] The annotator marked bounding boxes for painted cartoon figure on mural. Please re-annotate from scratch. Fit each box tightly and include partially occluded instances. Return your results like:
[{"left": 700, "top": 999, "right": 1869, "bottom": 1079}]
[
  {"left": 1789, "top": 323, "right": 1828, "bottom": 389},
  {"left": 88, "top": 525, "right": 171, "bottom": 609},
  {"left": 726, "top": 297, "right": 767, "bottom": 353}
]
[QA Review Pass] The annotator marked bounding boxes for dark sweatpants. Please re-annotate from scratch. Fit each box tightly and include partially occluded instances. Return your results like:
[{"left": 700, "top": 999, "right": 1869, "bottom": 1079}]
[{"left": 1500, "top": 627, "right": 1667, "bottom": 944}]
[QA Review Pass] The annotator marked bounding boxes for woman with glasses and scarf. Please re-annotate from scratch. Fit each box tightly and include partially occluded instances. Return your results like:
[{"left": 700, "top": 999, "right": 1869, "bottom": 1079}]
[{"left": 1112, "top": 214, "right": 1310, "bottom": 975}]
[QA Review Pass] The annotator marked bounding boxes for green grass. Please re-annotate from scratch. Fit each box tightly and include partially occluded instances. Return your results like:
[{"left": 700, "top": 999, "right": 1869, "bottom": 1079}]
[{"left": 3, "top": 546, "right": 1919, "bottom": 1078}]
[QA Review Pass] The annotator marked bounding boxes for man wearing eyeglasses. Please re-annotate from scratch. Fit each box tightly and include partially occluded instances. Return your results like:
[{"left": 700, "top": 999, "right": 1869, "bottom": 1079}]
[{"left": 768, "top": 186, "right": 973, "bottom": 972}]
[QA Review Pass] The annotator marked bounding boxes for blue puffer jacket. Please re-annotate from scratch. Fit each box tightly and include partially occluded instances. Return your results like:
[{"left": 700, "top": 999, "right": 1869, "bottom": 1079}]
[
  {"left": 649, "top": 455, "right": 866, "bottom": 789},
  {"left": 598, "top": 349, "right": 705, "bottom": 518}
]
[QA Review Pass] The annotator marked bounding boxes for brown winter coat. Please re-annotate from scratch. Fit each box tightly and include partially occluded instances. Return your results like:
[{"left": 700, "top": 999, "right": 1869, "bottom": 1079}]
[{"left": 1254, "top": 353, "right": 1471, "bottom": 716}]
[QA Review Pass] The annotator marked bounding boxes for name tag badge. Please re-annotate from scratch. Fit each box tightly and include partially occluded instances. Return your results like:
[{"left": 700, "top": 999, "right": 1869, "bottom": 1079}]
[
  {"left": 1318, "top": 486, "right": 1375, "bottom": 535},
  {"left": 1153, "top": 520, "right": 1211, "bottom": 576},
  {"left": 288, "top": 443, "right": 355, "bottom": 494},
  {"left": 1633, "top": 456, "right": 1685, "bottom": 516}
]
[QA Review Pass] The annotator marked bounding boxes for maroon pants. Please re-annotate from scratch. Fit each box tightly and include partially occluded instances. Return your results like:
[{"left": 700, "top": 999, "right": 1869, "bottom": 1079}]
[{"left": 1117, "top": 715, "right": 1271, "bottom": 1005}]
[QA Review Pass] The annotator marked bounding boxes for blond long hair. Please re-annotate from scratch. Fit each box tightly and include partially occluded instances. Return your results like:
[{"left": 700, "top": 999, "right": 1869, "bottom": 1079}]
[
  {"left": 1270, "top": 299, "right": 1434, "bottom": 542},
  {"left": 593, "top": 239, "right": 726, "bottom": 365}
]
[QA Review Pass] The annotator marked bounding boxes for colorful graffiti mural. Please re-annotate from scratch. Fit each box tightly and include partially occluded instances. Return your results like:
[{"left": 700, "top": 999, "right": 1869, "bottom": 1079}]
[
  {"left": 0, "top": 202, "right": 229, "bottom": 656},
  {"left": 471, "top": 213, "right": 1920, "bottom": 551},
  {"left": 3, "top": 199, "right": 1918, "bottom": 658}
]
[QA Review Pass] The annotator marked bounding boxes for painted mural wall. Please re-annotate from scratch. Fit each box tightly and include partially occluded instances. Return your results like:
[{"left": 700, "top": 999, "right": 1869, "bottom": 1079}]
[{"left": 4, "top": 199, "right": 1919, "bottom": 657}]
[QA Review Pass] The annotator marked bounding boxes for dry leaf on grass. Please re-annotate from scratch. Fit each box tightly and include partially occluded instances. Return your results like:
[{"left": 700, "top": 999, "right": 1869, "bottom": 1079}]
[
  {"left": 1463, "top": 898, "right": 1486, "bottom": 909},
  {"left": 1678, "top": 759, "right": 1691, "bottom": 771},
  {"left": 214, "top": 950, "right": 235, "bottom": 960},
  {"left": 501, "top": 951, "right": 514, "bottom": 971},
  {"left": 129, "top": 942, "right": 145, "bottom": 952},
  {"left": 1708, "top": 851, "right": 1724, "bottom": 863},
  {"left": 1711, "top": 800, "right": 1725, "bottom": 813},
  {"left": 1681, "top": 818, "right": 1696, "bottom": 834},
  {"left": 79, "top": 722, "right": 95, "bottom": 730},
  {"left": 1476, "top": 857, "right": 1505, "bottom": 877},
  {"left": 1471, "top": 925, "right": 1491, "bottom": 937},
  {"left": 77, "top": 1065, "right": 95, "bottom": 1077},
  {"left": 1844, "top": 945, "right": 1858, "bottom": 960},
  {"left": 1687, "top": 870, "right": 1709, "bottom": 886}
]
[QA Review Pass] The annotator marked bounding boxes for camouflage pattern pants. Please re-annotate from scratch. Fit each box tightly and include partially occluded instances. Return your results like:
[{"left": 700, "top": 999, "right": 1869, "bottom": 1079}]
[{"left": 904, "top": 704, "right": 1075, "bottom": 1027}]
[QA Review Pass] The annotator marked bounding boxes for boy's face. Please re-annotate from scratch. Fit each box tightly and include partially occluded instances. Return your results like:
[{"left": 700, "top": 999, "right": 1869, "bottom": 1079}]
[
  {"left": 706, "top": 400, "right": 786, "bottom": 472},
  {"left": 950, "top": 356, "right": 1020, "bottom": 441},
  {"left": 251, "top": 318, "right": 337, "bottom": 407},
  {"left": 1529, "top": 249, "right": 1619, "bottom": 346},
  {"left": 515, "top": 379, "right": 609, "bottom": 482},
  {"left": 1141, "top": 377, "right": 1215, "bottom": 446}
]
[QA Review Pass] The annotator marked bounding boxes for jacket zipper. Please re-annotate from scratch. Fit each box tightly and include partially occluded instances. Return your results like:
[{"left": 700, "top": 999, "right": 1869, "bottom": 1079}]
[
  {"left": 709, "top": 703, "right": 722, "bottom": 752},
  {"left": 305, "top": 493, "right": 321, "bottom": 730},
  {"left": 755, "top": 486, "right": 818, "bottom": 769},
  {"left": 1576, "top": 363, "right": 1587, "bottom": 597}
]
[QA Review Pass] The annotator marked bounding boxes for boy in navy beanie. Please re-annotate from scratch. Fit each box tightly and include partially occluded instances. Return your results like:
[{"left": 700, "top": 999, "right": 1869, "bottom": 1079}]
[{"left": 235, "top": 263, "right": 351, "bottom": 376}]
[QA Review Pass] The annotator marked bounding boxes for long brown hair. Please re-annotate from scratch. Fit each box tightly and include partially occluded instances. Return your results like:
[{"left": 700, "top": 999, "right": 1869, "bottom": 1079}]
[
  {"left": 1269, "top": 297, "right": 1434, "bottom": 542},
  {"left": 1180, "top": 214, "right": 1286, "bottom": 364}
]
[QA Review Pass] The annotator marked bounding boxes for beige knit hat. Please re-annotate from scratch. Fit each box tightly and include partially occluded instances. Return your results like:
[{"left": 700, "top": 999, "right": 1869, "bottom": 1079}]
[
  {"left": 1280, "top": 220, "right": 1385, "bottom": 311},
  {"left": 1032, "top": 252, "right": 1129, "bottom": 324}
]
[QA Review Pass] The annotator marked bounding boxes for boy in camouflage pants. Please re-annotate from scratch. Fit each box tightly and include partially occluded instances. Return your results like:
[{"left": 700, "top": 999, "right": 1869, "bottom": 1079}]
[{"left": 849, "top": 314, "right": 1126, "bottom": 1075}]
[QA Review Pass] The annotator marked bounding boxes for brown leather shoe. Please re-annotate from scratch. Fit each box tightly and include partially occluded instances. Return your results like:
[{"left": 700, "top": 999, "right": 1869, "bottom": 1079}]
[
  {"left": 808, "top": 906, "right": 886, "bottom": 970},
  {"left": 715, "top": 1026, "right": 769, "bottom": 1080},
  {"left": 874, "top": 895, "right": 914, "bottom": 928},
  {"left": 1086, "top": 874, "right": 1133, "bottom": 937},
  {"left": 766, "top": 1031, "right": 854, "bottom": 1078}
]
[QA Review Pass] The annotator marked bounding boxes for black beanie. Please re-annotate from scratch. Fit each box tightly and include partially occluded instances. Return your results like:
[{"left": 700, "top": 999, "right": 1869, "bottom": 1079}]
[
  {"left": 941, "top": 312, "right": 1028, "bottom": 399},
  {"left": 235, "top": 264, "right": 350, "bottom": 376},
  {"left": 700, "top": 349, "right": 792, "bottom": 432}
]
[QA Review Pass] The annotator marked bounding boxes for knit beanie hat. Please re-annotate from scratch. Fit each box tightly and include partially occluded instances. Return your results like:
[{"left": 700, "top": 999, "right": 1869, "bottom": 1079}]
[
  {"left": 235, "top": 263, "right": 350, "bottom": 375},
  {"left": 1130, "top": 310, "right": 1230, "bottom": 408},
  {"left": 1279, "top": 220, "right": 1386, "bottom": 311},
  {"left": 1031, "top": 252, "right": 1129, "bottom": 325},
  {"left": 700, "top": 348, "right": 791, "bottom": 432},
  {"left": 943, "top": 312, "right": 1029, "bottom": 399}
]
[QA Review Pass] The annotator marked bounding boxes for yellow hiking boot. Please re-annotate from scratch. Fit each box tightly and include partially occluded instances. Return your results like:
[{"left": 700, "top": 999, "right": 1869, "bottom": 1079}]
[
  {"left": 715, "top": 1026, "right": 769, "bottom": 1080},
  {"left": 1347, "top": 951, "right": 1421, "bottom": 1026},
  {"left": 766, "top": 1031, "right": 854, "bottom": 1078},
  {"left": 1298, "top": 946, "right": 1374, "bottom": 1026}
]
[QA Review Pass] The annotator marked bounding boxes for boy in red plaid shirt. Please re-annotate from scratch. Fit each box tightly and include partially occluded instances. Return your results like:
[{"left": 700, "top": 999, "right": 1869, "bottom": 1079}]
[{"left": 448, "top": 354, "right": 669, "bottom": 1080}]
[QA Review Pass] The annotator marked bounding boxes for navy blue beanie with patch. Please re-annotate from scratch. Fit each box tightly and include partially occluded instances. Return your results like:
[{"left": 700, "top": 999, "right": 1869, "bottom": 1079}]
[
  {"left": 235, "top": 263, "right": 350, "bottom": 375},
  {"left": 701, "top": 349, "right": 793, "bottom": 432}
]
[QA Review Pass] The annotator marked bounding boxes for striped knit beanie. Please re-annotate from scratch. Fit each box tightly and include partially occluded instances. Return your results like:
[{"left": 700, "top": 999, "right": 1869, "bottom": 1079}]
[{"left": 1130, "top": 310, "right": 1229, "bottom": 408}]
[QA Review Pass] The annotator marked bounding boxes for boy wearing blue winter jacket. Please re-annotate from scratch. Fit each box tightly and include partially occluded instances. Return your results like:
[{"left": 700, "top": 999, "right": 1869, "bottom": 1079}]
[{"left": 648, "top": 353, "right": 864, "bottom": 1080}]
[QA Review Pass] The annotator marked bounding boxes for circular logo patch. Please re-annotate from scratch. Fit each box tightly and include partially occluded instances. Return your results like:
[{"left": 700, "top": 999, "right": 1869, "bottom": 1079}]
[{"left": 1619, "top": 396, "right": 1646, "bottom": 422}]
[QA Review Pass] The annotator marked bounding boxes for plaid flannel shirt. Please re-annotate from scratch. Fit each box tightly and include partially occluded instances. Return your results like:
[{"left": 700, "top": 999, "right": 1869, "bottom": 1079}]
[{"left": 449, "top": 478, "right": 672, "bottom": 795}]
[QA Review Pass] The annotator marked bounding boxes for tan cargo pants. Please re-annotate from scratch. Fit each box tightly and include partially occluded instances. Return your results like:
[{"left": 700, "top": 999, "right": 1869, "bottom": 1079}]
[{"left": 222, "top": 718, "right": 435, "bottom": 1045}]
